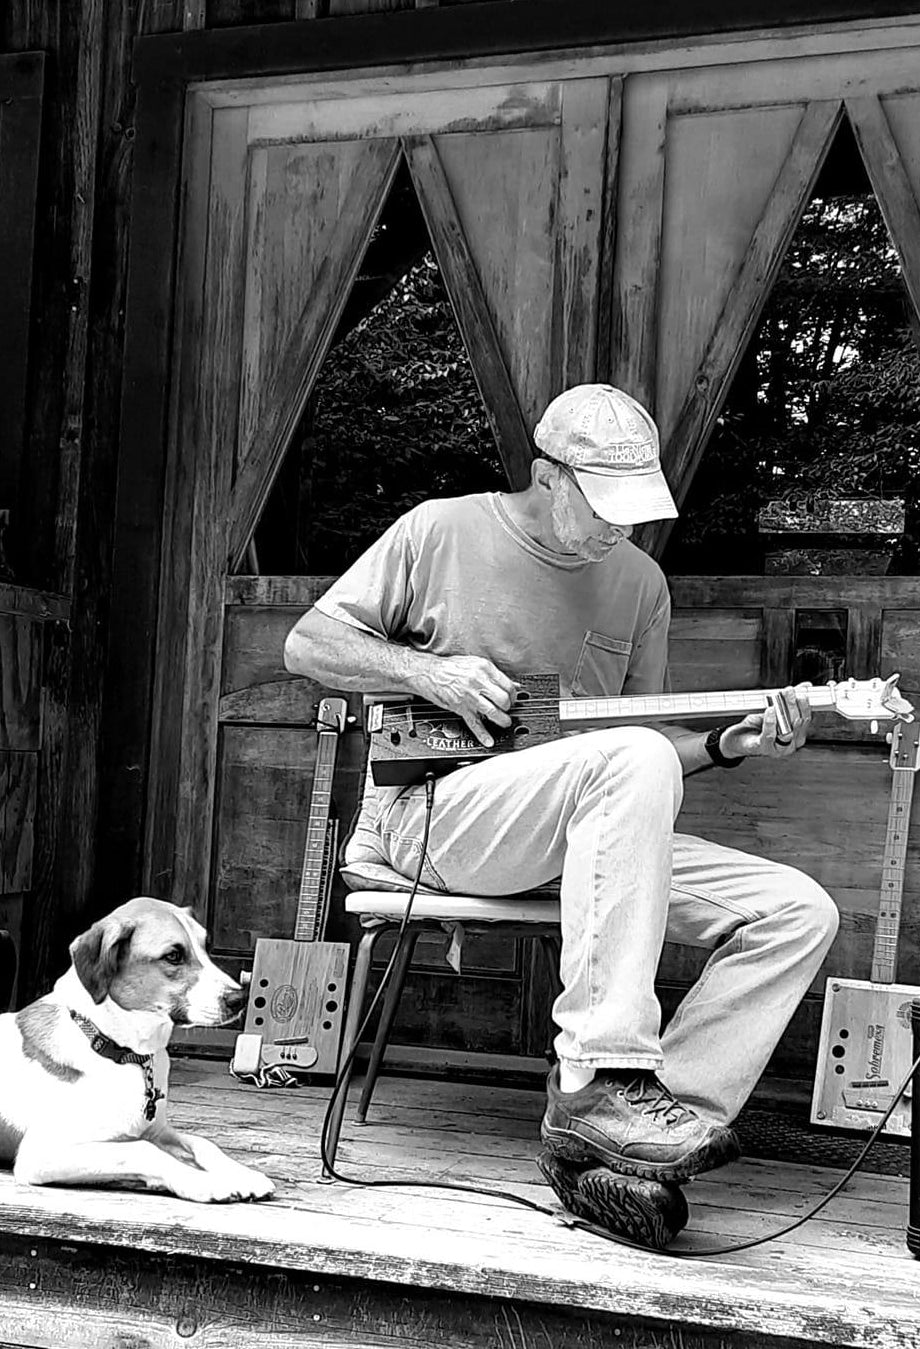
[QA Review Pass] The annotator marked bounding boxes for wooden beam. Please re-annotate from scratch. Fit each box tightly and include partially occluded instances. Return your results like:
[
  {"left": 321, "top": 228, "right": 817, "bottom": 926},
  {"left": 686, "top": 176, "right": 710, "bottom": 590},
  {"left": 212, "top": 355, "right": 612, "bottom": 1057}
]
[
  {"left": 846, "top": 95, "right": 920, "bottom": 327},
  {"left": 553, "top": 76, "right": 609, "bottom": 389},
  {"left": 403, "top": 134, "right": 533, "bottom": 490},
  {"left": 226, "top": 137, "right": 400, "bottom": 571},
  {"left": 133, "top": 2, "right": 920, "bottom": 88},
  {"left": 609, "top": 74, "right": 667, "bottom": 410},
  {"left": 640, "top": 99, "right": 843, "bottom": 560},
  {"left": 595, "top": 75, "right": 623, "bottom": 383}
]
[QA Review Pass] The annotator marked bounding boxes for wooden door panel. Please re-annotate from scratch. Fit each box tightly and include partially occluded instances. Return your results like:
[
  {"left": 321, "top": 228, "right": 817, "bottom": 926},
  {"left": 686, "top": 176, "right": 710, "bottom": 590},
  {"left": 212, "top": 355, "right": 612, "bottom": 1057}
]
[
  {"left": 435, "top": 126, "right": 558, "bottom": 432},
  {"left": 668, "top": 608, "right": 762, "bottom": 692},
  {"left": 881, "top": 611, "right": 920, "bottom": 690},
  {"left": 0, "top": 53, "right": 44, "bottom": 528},
  {"left": 238, "top": 139, "right": 398, "bottom": 460},
  {"left": 656, "top": 102, "right": 807, "bottom": 445},
  {"left": 230, "top": 138, "right": 400, "bottom": 568}
]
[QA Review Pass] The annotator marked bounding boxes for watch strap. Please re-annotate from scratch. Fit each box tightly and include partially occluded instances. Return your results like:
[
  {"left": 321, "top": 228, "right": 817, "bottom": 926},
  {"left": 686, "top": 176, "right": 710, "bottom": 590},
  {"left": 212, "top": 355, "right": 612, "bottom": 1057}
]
[{"left": 704, "top": 724, "right": 746, "bottom": 769}]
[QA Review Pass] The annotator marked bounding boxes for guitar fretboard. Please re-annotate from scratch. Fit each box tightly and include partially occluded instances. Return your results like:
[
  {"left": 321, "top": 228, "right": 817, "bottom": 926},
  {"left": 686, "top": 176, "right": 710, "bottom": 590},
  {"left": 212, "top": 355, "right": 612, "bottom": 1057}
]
[
  {"left": 871, "top": 724, "right": 920, "bottom": 983},
  {"left": 294, "top": 732, "right": 337, "bottom": 943},
  {"left": 559, "top": 687, "right": 837, "bottom": 726}
]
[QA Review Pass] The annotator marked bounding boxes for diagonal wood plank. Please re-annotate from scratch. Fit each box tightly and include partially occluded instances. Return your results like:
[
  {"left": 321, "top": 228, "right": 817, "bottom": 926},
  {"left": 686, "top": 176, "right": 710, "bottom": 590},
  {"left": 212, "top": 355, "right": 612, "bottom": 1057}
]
[
  {"left": 846, "top": 95, "right": 920, "bottom": 326},
  {"left": 403, "top": 134, "right": 534, "bottom": 491},
  {"left": 640, "top": 99, "right": 843, "bottom": 561},
  {"left": 227, "top": 137, "right": 400, "bottom": 571}
]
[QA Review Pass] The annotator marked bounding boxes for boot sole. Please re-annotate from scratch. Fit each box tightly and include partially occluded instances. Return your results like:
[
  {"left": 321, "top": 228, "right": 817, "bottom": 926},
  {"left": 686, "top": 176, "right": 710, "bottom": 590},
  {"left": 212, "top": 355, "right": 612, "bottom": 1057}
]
[
  {"left": 537, "top": 1149, "right": 689, "bottom": 1250},
  {"left": 540, "top": 1123, "right": 740, "bottom": 1184}
]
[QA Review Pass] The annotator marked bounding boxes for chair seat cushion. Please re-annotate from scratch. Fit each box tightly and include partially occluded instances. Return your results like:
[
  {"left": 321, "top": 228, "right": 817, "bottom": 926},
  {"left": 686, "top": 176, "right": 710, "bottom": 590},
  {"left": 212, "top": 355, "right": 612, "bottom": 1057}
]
[{"left": 344, "top": 891, "right": 561, "bottom": 924}]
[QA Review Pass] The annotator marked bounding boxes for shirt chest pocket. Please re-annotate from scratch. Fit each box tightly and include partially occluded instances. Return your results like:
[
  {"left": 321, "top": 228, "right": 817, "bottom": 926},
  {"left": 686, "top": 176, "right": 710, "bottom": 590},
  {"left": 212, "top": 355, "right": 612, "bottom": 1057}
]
[{"left": 572, "top": 630, "right": 633, "bottom": 698}]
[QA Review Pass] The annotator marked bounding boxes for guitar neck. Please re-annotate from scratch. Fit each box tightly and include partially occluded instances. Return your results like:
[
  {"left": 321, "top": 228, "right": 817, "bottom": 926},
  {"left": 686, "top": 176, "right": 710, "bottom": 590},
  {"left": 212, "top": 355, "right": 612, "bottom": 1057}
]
[
  {"left": 870, "top": 730, "right": 919, "bottom": 982},
  {"left": 294, "top": 731, "right": 338, "bottom": 943},
  {"left": 559, "top": 686, "right": 836, "bottom": 728}
]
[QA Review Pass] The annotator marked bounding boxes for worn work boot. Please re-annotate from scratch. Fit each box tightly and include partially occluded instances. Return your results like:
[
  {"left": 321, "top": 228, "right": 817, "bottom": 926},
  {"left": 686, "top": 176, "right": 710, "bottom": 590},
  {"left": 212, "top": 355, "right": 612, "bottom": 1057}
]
[
  {"left": 541, "top": 1065, "right": 740, "bottom": 1183},
  {"left": 537, "top": 1149, "right": 689, "bottom": 1250}
]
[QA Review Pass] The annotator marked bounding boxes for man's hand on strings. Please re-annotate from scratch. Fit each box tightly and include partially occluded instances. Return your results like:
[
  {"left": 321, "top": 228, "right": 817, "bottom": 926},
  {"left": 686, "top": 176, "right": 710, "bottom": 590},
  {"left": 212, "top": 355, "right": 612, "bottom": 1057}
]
[
  {"left": 720, "top": 684, "right": 812, "bottom": 760},
  {"left": 416, "top": 655, "right": 517, "bottom": 748}
]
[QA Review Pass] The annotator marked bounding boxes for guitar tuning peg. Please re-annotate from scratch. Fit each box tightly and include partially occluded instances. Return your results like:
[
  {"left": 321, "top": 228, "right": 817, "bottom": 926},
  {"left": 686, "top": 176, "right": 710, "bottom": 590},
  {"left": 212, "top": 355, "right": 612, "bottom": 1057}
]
[
  {"left": 886, "top": 731, "right": 893, "bottom": 745},
  {"left": 871, "top": 720, "right": 879, "bottom": 735}
]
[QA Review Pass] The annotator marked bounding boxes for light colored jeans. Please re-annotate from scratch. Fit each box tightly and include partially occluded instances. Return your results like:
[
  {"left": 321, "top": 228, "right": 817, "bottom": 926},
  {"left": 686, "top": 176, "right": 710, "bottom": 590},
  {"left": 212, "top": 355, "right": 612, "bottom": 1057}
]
[{"left": 345, "top": 726, "right": 839, "bottom": 1125}]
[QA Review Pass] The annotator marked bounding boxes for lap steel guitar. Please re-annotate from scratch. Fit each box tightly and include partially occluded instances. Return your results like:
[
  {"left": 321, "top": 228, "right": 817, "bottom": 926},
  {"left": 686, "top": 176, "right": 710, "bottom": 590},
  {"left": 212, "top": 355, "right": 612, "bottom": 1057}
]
[{"left": 366, "top": 673, "right": 914, "bottom": 787}]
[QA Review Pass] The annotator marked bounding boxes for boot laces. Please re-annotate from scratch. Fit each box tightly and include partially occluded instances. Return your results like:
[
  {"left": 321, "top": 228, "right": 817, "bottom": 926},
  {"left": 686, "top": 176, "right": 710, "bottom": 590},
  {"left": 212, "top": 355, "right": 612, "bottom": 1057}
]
[{"left": 622, "top": 1075, "right": 692, "bottom": 1127}]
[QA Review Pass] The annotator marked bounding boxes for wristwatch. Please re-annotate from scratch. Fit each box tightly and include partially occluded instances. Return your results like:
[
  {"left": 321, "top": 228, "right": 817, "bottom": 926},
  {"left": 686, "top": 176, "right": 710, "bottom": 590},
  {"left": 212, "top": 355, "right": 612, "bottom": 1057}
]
[{"left": 704, "top": 724, "right": 746, "bottom": 769}]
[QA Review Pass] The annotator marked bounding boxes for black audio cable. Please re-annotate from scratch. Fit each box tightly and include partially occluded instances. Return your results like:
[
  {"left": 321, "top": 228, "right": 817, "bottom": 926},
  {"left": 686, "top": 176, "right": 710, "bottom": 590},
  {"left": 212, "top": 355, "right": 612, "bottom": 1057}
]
[{"left": 319, "top": 773, "right": 918, "bottom": 1258}]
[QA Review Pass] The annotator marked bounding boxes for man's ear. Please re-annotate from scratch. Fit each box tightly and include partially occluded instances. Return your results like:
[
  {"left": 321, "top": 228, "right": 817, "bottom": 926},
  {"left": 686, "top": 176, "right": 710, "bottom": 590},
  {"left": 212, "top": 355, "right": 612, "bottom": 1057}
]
[{"left": 70, "top": 918, "right": 134, "bottom": 1004}]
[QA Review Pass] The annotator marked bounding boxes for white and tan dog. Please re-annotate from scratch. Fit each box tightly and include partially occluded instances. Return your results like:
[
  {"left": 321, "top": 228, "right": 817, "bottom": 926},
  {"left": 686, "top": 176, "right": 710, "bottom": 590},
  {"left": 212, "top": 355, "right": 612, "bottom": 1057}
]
[{"left": 0, "top": 897, "right": 274, "bottom": 1203}]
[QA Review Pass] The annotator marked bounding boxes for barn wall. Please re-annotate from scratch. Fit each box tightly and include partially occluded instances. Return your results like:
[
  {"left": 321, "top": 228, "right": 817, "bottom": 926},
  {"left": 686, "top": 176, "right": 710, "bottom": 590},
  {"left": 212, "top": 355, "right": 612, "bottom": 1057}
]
[{"left": 2, "top": 0, "right": 918, "bottom": 1070}]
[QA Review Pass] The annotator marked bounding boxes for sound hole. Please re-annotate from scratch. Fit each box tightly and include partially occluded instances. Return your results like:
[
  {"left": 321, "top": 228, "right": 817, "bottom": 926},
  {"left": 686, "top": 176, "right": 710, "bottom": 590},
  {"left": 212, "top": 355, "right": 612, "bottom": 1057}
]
[
  {"left": 325, "top": 1000, "right": 338, "bottom": 1013},
  {"left": 831, "top": 1045, "right": 845, "bottom": 1059},
  {"left": 254, "top": 996, "right": 266, "bottom": 1009},
  {"left": 834, "top": 1065, "right": 845, "bottom": 1075},
  {"left": 516, "top": 689, "right": 531, "bottom": 702},
  {"left": 513, "top": 725, "right": 530, "bottom": 739},
  {"left": 322, "top": 1020, "right": 332, "bottom": 1031}
]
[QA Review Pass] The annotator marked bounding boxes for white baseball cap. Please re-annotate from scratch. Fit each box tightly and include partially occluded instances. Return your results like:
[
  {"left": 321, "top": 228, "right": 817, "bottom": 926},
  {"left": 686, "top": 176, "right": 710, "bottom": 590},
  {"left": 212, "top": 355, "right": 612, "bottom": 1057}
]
[{"left": 533, "top": 384, "right": 678, "bottom": 526}]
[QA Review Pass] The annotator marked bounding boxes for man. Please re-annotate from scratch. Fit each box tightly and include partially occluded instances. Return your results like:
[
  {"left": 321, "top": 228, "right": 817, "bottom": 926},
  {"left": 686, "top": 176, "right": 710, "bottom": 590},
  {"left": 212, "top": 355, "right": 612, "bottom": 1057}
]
[{"left": 284, "top": 384, "right": 838, "bottom": 1223}]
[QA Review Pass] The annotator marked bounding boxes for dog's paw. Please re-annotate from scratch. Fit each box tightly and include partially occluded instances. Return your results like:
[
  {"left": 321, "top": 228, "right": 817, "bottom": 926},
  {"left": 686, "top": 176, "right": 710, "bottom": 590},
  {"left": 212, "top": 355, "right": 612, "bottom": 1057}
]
[
  {"left": 224, "top": 1163, "right": 275, "bottom": 1201},
  {"left": 171, "top": 1164, "right": 273, "bottom": 1204}
]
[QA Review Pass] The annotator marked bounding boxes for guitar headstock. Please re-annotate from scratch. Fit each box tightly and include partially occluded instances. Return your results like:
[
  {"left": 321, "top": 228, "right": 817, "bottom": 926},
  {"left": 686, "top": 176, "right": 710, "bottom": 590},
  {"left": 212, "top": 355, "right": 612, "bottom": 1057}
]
[
  {"left": 316, "top": 697, "right": 348, "bottom": 733},
  {"left": 890, "top": 716, "right": 920, "bottom": 770},
  {"left": 829, "top": 674, "right": 915, "bottom": 723}
]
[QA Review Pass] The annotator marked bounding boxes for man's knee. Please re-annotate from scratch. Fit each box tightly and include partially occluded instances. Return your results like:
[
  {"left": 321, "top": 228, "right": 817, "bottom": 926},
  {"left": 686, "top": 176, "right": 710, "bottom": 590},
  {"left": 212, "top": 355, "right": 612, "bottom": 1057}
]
[
  {"left": 590, "top": 725, "right": 681, "bottom": 778},
  {"left": 783, "top": 872, "right": 839, "bottom": 951}
]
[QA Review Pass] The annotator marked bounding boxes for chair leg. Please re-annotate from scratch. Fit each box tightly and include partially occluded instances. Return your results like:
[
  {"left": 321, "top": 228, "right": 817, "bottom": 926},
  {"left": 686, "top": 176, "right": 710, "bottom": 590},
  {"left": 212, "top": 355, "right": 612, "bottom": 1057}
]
[
  {"left": 323, "top": 926, "right": 381, "bottom": 1178},
  {"left": 356, "top": 928, "right": 420, "bottom": 1124}
]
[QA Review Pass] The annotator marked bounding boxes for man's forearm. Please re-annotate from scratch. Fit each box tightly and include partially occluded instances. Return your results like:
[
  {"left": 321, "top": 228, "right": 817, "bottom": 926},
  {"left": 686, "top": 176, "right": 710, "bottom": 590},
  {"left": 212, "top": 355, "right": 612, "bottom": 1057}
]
[
  {"left": 284, "top": 607, "right": 435, "bottom": 696},
  {"left": 658, "top": 725, "right": 712, "bottom": 775}
]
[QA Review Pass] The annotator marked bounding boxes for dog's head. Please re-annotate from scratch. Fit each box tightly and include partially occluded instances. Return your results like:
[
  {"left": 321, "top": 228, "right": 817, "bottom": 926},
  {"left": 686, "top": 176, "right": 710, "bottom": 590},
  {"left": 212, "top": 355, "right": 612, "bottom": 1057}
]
[{"left": 70, "top": 897, "right": 246, "bottom": 1026}]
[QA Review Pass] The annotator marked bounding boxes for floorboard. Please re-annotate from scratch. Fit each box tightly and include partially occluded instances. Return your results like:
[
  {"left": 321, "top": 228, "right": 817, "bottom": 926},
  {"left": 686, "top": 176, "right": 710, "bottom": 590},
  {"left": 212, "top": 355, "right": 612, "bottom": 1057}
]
[{"left": 0, "top": 1058, "right": 917, "bottom": 1349}]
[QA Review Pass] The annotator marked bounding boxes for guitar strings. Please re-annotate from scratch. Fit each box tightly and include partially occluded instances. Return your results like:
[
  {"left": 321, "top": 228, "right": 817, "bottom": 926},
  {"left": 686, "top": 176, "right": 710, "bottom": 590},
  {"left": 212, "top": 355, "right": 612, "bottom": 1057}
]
[{"left": 319, "top": 774, "right": 916, "bottom": 1260}]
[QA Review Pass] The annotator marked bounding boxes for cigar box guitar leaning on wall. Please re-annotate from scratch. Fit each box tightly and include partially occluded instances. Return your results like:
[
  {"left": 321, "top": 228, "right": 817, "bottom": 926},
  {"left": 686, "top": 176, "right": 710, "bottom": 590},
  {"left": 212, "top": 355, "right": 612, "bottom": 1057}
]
[
  {"left": 811, "top": 716, "right": 920, "bottom": 1137},
  {"left": 233, "top": 698, "right": 350, "bottom": 1080}
]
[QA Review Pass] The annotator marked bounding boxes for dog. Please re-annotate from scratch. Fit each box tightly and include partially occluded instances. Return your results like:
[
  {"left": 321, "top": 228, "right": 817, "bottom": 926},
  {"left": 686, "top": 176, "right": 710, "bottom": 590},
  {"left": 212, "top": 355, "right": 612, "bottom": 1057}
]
[{"left": 0, "top": 897, "right": 275, "bottom": 1203}]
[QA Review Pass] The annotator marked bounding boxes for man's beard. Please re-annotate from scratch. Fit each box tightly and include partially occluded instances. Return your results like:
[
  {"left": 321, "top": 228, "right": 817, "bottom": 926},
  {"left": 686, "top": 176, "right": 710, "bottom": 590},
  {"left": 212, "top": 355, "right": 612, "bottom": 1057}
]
[{"left": 550, "top": 477, "right": 622, "bottom": 562}]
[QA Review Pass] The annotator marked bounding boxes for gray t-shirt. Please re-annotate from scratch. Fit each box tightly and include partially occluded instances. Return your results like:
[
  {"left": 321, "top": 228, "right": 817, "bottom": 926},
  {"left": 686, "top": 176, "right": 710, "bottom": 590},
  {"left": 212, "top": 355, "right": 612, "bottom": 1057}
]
[{"left": 314, "top": 492, "right": 670, "bottom": 700}]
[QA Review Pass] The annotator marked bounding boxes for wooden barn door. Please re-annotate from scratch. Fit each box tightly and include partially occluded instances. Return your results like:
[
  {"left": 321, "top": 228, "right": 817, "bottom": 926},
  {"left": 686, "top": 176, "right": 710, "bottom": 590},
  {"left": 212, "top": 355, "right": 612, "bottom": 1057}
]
[
  {"left": 609, "top": 58, "right": 920, "bottom": 561},
  {"left": 146, "top": 74, "right": 613, "bottom": 1058}
]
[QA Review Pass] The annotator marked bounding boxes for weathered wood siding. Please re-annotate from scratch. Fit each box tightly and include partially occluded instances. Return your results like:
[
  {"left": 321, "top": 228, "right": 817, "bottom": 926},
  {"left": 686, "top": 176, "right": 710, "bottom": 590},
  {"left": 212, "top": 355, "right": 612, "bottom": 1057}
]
[{"left": 0, "top": 587, "right": 70, "bottom": 1005}]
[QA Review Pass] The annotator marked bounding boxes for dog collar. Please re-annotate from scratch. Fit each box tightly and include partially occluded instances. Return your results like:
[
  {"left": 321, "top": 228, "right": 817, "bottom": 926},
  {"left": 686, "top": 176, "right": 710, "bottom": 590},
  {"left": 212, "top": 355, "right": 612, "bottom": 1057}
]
[{"left": 70, "top": 1010, "right": 165, "bottom": 1121}]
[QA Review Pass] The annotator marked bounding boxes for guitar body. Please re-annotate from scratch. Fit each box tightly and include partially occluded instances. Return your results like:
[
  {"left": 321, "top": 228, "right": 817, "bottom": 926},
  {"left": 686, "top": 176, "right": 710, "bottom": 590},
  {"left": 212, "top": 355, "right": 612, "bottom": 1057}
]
[
  {"left": 234, "top": 937, "right": 350, "bottom": 1075},
  {"left": 811, "top": 977, "right": 918, "bottom": 1137},
  {"left": 233, "top": 698, "right": 350, "bottom": 1080},
  {"left": 368, "top": 672, "right": 561, "bottom": 786}
]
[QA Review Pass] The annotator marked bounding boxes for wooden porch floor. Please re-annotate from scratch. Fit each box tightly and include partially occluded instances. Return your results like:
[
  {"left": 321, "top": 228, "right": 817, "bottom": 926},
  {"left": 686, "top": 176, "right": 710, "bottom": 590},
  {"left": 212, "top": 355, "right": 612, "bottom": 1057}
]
[{"left": 0, "top": 1057, "right": 918, "bottom": 1348}]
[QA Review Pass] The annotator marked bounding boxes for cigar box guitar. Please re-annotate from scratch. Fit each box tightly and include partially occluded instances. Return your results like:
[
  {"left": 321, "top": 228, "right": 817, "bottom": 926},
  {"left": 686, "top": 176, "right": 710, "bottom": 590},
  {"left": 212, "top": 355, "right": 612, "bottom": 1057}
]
[
  {"left": 366, "top": 673, "right": 914, "bottom": 786},
  {"left": 811, "top": 715, "right": 920, "bottom": 1137},
  {"left": 232, "top": 697, "right": 350, "bottom": 1079}
]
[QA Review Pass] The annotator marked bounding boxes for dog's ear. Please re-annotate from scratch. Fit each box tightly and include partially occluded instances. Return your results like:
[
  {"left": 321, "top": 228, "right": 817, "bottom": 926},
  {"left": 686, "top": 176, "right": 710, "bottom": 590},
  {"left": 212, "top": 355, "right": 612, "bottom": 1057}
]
[{"left": 70, "top": 918, "right": 135, "bottom": 1004}]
